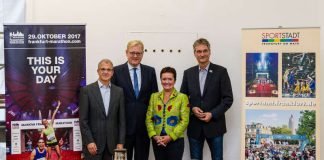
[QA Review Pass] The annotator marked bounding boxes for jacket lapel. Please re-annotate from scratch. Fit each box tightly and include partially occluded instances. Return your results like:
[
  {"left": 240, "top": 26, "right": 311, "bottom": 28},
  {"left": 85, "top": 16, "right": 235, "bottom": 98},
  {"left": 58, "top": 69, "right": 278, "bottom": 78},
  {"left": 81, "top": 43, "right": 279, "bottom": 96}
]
[
  {"left": 93, "top": 82, "right": 107, "bottom": 117},
  {"left": 122, "top": 63, "right": 137, "bottom": 98},
  {"left": 139, "top": 64, "right": 145, "bottom": 98},
  {"left": 107, "top": 84, "right": 116, "bottom": 118},
  {"left": 192, "top": 66, "right": 202, "bottom": 97},
  {"left": 202, "top": 63, "right": 214, "bottom": 97}
]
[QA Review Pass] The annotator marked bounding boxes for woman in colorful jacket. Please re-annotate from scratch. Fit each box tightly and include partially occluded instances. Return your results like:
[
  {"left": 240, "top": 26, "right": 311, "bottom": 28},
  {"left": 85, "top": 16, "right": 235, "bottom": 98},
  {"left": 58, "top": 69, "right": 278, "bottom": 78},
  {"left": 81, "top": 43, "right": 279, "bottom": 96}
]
[{"left": 146, "top": 66, "right": 190, "bottom": 160}]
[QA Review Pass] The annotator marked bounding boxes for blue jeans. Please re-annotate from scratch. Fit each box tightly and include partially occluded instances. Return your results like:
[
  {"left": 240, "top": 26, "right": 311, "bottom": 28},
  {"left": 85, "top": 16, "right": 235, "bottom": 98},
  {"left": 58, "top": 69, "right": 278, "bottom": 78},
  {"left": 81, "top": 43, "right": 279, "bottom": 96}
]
[{"left": 189, "top": 135, "right": 223, "bottom": 160}]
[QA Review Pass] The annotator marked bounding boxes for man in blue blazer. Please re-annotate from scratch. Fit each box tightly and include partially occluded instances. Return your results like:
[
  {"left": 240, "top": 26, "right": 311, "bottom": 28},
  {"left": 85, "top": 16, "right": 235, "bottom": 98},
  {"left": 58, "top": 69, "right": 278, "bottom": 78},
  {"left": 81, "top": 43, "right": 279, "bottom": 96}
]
[
  {"left": 180, "top": 38, "right": 233, "bottom": 160},
  {"left": 79, "top": 59, "right": 125, "bottom": 160},
  {"left": 112, "top": 40, "right": 158, "bottom": 160}
]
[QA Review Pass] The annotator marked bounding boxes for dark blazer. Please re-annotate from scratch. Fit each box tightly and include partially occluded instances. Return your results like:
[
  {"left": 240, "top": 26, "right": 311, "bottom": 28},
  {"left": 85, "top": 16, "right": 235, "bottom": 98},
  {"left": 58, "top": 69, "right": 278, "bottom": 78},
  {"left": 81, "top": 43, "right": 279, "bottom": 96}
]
[
  {"left": 180, "top": 63, "right": 233, "bottom": 139},
  {"left": 79, "top": 81, "right": 125, "bottom": 156},
  {"left": 112, "top": 62, "right": 158, "bottom": 135}
]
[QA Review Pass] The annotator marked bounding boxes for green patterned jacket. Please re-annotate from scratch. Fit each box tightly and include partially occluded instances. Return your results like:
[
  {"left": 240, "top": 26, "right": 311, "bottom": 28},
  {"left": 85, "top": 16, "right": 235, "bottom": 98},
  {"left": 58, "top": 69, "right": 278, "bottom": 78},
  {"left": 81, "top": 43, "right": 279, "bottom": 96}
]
[{"left": 146, "top": 88, "right": 190, "bottom": 141}]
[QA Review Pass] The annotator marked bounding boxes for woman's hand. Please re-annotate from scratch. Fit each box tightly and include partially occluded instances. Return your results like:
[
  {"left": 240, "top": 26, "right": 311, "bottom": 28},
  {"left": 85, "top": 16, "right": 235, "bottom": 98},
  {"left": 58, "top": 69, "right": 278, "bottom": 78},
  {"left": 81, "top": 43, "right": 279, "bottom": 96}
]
[
  {"left": 153, "top": 136, "right": 165, "bottom": 147},
  {"left": 160, "top": 135, "right": 172, "bottom": 146},
  {"left": 153, "top": 135, "right": 160, "bottom": 142},
  {"left": 154, "top": 135, "right": 172, "bottom": 147}
]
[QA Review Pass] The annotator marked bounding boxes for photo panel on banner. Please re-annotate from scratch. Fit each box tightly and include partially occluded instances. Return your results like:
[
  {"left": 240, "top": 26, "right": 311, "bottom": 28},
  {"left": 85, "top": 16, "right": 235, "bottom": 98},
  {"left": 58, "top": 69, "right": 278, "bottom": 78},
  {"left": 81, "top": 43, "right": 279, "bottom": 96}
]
[
  {"left": 244, "top": 109, "right": 316, "bottom": 159},
  {"left": 241, "top": 27, "right": 320, "bottom": 160}
]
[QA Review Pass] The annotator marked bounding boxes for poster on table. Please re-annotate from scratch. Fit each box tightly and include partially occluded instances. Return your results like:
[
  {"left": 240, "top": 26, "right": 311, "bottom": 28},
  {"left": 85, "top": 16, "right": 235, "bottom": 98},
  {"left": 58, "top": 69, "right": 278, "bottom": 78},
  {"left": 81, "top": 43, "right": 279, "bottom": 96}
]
[
  {"left": 4, "top": 24, "right": 86, "bottom": 159},
  {"left": 241, "top": 28, "right": 320, "bottom": 160}
]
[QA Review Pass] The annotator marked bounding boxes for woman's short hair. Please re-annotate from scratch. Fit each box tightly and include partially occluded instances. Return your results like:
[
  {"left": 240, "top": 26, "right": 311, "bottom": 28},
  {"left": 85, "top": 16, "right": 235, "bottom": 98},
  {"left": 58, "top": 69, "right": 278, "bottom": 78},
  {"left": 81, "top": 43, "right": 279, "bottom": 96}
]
[{"left": 160, "top": 67, "right": 177, "bottom": 81}]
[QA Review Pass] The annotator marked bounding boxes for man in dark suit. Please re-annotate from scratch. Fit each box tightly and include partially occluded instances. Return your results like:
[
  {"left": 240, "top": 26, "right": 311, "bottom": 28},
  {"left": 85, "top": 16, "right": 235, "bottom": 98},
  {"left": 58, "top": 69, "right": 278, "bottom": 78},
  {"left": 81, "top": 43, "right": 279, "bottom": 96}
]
[
  {"left": 180, "top": 38, "right": 233, "bottom": 160},
  {"left": 112, "top": 40, "right": 158, "bottom": 160},
  {"left": 79, "top": 59, "right": 125, "bottom": 160}
]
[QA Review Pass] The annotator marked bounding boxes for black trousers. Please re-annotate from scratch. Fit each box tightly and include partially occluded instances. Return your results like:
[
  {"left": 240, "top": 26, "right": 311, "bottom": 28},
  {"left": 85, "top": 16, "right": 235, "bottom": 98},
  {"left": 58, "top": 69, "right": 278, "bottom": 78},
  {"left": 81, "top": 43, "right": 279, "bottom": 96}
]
[
  {"left": 125, "top": 134, "right": 150, "bottom": 160},
  {"left": 103, "top": 145, "right": 113, "bottom": 160},
  {"left": 152, "top": 138, "right": 184, "bottom": 160}
]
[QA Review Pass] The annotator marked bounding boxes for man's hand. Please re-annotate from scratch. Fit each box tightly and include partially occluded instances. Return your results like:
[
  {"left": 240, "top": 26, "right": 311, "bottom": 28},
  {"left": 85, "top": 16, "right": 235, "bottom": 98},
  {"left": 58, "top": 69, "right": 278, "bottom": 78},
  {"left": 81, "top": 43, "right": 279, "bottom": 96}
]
[
  {"left": 116, "top": 144, "right": 123, "bottom": 149},
  {"left": 87, "top": 142, "right": 97, "bottom": 155},
  {"left": 199, "top": 112, "right": 212, "bottom": 122},
  {"left": 192, "top": 107, "right": 205, "bottom": 118}
]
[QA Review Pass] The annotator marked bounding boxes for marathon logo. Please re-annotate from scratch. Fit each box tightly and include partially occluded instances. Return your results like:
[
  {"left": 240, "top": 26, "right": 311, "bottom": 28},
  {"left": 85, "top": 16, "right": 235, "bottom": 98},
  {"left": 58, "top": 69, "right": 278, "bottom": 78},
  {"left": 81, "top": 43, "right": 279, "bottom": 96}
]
[
  {"left": 74, "top": 120, "right": 79, "bottom": 126},
  {"left": 12, "top": 123, "right": 19, "bottom": 129},
  {"left": 9, "top": 31, "right": 25, "bottom": 44}
]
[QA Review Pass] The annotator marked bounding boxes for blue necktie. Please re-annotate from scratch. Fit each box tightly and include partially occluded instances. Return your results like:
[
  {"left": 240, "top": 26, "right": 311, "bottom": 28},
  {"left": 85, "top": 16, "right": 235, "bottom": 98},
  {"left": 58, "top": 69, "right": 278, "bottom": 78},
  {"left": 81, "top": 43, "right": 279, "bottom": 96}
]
[{"left": 133, "top": 68, "right": 139, "bottom": 98}]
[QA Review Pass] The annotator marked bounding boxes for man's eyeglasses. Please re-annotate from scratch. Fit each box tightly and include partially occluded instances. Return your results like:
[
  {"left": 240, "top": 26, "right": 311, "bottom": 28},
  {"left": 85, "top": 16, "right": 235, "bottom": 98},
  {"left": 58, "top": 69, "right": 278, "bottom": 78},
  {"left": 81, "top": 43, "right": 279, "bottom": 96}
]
[
  {"left": 129, "top": 51, "right": 143, "bottom": 56},
  {"left": 99, "top": 68, "right": 113, "bottom": 72},
  {"left": 195, "top": 49, "right": 209, "bottom": 54}
]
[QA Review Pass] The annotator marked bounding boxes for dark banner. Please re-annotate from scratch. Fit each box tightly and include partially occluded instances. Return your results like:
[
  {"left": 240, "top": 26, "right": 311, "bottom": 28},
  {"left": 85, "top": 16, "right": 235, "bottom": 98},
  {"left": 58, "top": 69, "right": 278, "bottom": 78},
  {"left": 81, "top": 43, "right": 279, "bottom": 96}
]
[{"left": 4, "top": 25, "right": 86, "bottom": 159}]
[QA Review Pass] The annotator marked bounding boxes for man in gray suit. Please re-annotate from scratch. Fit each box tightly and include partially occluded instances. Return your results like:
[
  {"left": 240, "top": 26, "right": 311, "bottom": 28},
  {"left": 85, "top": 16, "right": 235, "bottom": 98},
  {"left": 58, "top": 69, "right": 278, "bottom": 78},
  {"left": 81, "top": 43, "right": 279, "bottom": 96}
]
[{"left": 79, "top": 59, "right": 126, "bottom": 160}]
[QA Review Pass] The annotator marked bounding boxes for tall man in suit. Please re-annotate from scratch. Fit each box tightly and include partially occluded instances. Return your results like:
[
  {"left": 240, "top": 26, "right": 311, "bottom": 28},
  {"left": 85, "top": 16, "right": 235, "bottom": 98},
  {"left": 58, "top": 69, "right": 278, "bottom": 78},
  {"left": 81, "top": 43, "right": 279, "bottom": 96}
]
[
  {"left": 79, "top": 59, "right": 125, "bottom": 160},
  {"left": 180, "top": 38, "right": 233, "bottom": 160},
  {"left": 112, "top": 40, "right": 158, "bottom": 160}
]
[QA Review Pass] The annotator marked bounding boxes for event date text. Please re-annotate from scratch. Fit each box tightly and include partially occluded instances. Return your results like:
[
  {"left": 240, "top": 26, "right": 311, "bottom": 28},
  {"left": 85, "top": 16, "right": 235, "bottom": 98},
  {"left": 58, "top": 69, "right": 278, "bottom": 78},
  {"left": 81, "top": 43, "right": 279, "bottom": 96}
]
[{"left": 28, "top": 34, "right": 81, "bottom": 40}]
